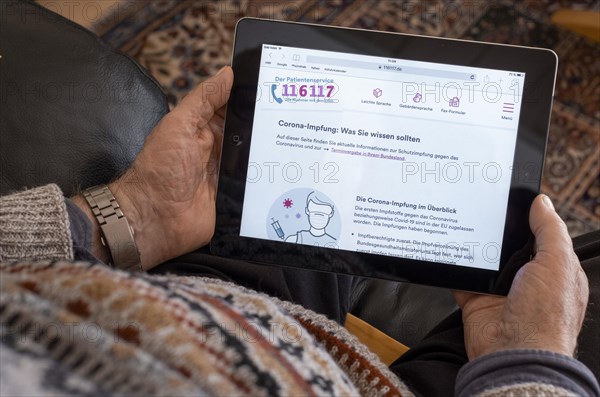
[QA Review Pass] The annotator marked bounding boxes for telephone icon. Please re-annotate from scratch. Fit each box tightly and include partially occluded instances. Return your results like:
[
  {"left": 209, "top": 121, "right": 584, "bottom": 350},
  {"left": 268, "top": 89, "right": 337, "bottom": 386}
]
[{"left": 271, "top": 84, "right": 283, "bottom": 104}]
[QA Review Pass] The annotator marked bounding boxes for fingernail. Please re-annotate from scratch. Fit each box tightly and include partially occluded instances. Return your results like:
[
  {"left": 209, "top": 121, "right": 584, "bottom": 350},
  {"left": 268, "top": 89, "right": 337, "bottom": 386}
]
[
  {"left": 215, "top": 66, "right": 228, "bottom": 76},
  {"left": 542, "top": 194, "right": 554, "bottom": 210}
]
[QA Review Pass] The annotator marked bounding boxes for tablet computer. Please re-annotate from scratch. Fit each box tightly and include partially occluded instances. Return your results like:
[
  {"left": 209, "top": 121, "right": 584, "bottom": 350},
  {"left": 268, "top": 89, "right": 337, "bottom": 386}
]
[{"left": 212, "top": 18, "right": 557, "bottom": 295}]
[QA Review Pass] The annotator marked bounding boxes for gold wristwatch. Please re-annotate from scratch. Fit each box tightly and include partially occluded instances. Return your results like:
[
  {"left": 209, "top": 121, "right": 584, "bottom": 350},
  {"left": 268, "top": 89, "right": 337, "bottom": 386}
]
[{"left": 83, "top": 185, "right": 142, "bottom": 271}]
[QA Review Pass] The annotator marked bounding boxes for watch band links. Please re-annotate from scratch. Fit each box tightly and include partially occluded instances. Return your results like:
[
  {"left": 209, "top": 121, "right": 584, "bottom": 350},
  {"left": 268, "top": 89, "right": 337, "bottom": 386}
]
[{"left": 83, "top": 185, "right": 142, "bottom": 272}]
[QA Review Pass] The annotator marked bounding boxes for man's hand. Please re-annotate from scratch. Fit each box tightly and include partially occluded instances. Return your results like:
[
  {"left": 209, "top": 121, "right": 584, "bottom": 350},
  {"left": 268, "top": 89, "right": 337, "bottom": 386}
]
[
  {"left": 454, "top": 194, "right": 589, "bottom": 360},
  {"left": 73, "top": 67, "right": 233, "bottom": 270}
]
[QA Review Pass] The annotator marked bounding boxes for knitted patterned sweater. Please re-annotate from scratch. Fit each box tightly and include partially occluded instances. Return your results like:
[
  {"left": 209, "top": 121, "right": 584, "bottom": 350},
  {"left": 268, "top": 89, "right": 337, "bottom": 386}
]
[{"left": 1, "top": 185, "right": 598, "bottom": 396}]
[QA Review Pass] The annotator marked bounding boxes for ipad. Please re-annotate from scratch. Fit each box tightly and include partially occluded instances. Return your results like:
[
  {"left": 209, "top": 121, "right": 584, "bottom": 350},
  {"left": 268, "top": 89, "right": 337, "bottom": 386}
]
[{"left": 212, "top": 18, "right": 557, "bottom": 295}]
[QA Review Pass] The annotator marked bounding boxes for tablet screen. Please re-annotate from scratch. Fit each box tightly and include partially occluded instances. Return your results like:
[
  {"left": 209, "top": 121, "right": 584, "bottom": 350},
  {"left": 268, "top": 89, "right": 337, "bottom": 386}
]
[{"left": 239, "top": 43, "right": 526, "bottom": 271}]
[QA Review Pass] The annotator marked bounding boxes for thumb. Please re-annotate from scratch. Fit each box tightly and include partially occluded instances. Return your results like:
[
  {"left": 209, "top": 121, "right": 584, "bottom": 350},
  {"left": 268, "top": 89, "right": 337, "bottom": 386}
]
[
  {"left": 529, "top": 194, "right": 574, "bottom": 268},
  {"left": 452, "top": 290, "right": 475, "bottom": 309},
  {"left": 178, "top": 66, "right": 234, "bottom": 117}
]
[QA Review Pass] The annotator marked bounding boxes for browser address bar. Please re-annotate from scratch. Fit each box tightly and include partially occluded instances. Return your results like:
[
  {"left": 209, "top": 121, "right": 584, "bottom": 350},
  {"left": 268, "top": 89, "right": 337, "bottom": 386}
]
[{"left": 305, "top": 55, "right": 475, "bottom": 81}]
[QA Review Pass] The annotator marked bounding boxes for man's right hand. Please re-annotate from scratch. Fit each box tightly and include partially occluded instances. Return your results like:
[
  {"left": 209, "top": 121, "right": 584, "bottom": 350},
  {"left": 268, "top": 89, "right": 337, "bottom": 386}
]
[{"left": 454, "top": 194, "right": 589, "bottom": 360}]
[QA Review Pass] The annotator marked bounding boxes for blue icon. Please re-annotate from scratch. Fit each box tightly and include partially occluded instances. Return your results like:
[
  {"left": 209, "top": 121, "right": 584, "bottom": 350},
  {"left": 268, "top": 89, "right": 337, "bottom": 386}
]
[
  {"left": 271, "top": 84, "right": 283, "bottom": 104},
  {"left": 266, "top": 188, "right": 341, "bottom": 248},
  {"left": 270, "top": 218, "right": 285, "bottom": 239}
]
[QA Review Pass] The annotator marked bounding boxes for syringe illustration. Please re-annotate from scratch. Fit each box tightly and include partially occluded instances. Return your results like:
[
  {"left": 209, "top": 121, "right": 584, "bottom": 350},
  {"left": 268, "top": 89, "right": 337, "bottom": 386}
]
[{"left": 271, "top": 218, "right": 285, "bottom": 239}]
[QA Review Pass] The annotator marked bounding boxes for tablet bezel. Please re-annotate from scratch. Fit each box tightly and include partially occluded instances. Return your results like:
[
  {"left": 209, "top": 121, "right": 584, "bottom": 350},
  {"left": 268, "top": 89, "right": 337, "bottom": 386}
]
[{"left": 212, "top": 18, "right": 557, "bottom": 295}]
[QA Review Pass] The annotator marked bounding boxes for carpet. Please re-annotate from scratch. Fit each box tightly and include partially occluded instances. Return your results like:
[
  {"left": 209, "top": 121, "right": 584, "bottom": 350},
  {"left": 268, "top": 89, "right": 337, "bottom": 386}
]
[{"left": 71, "top": 0, "right": 600, "bottom": 236}]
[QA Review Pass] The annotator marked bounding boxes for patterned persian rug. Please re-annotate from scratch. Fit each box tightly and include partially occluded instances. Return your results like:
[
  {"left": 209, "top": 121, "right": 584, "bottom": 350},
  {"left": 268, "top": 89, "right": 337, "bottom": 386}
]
[{"left": 81, "top": 0, "right": 599, "bottom": 236}]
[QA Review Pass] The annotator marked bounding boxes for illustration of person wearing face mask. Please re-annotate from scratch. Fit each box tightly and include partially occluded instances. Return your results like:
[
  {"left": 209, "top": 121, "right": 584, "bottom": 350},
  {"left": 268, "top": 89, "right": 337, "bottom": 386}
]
[{"left": 285, "top": 191, "right": 337, "bottom": 247}]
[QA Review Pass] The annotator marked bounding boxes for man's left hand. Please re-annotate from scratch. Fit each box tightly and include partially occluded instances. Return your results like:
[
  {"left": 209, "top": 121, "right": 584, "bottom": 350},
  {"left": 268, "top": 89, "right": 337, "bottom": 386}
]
[{"left": 74, "top": 67, "right": 233, "bottom": 270}]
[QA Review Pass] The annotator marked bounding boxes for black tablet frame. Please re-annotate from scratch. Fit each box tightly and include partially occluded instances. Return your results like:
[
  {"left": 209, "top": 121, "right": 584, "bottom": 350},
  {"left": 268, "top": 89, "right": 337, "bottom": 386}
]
[{"left": 212, "top": 18, "right": 557, "bottom": 295}]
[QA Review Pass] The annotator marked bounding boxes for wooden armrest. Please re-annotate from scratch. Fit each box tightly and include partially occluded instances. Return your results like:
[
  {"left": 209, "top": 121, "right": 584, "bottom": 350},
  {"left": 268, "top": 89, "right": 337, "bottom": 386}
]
[
  {"left": 345, "top": 313, "right": 410, "bottom": 366},
  {"left": 551, "top": 10, "right": 600, "bottom": 42}
]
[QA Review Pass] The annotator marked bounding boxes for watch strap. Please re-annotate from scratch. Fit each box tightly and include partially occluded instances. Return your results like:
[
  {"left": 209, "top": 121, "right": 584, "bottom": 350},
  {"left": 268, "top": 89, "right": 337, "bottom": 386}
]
[{"left": 83, "top": 185, "right": 142, "bottom": 272}]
